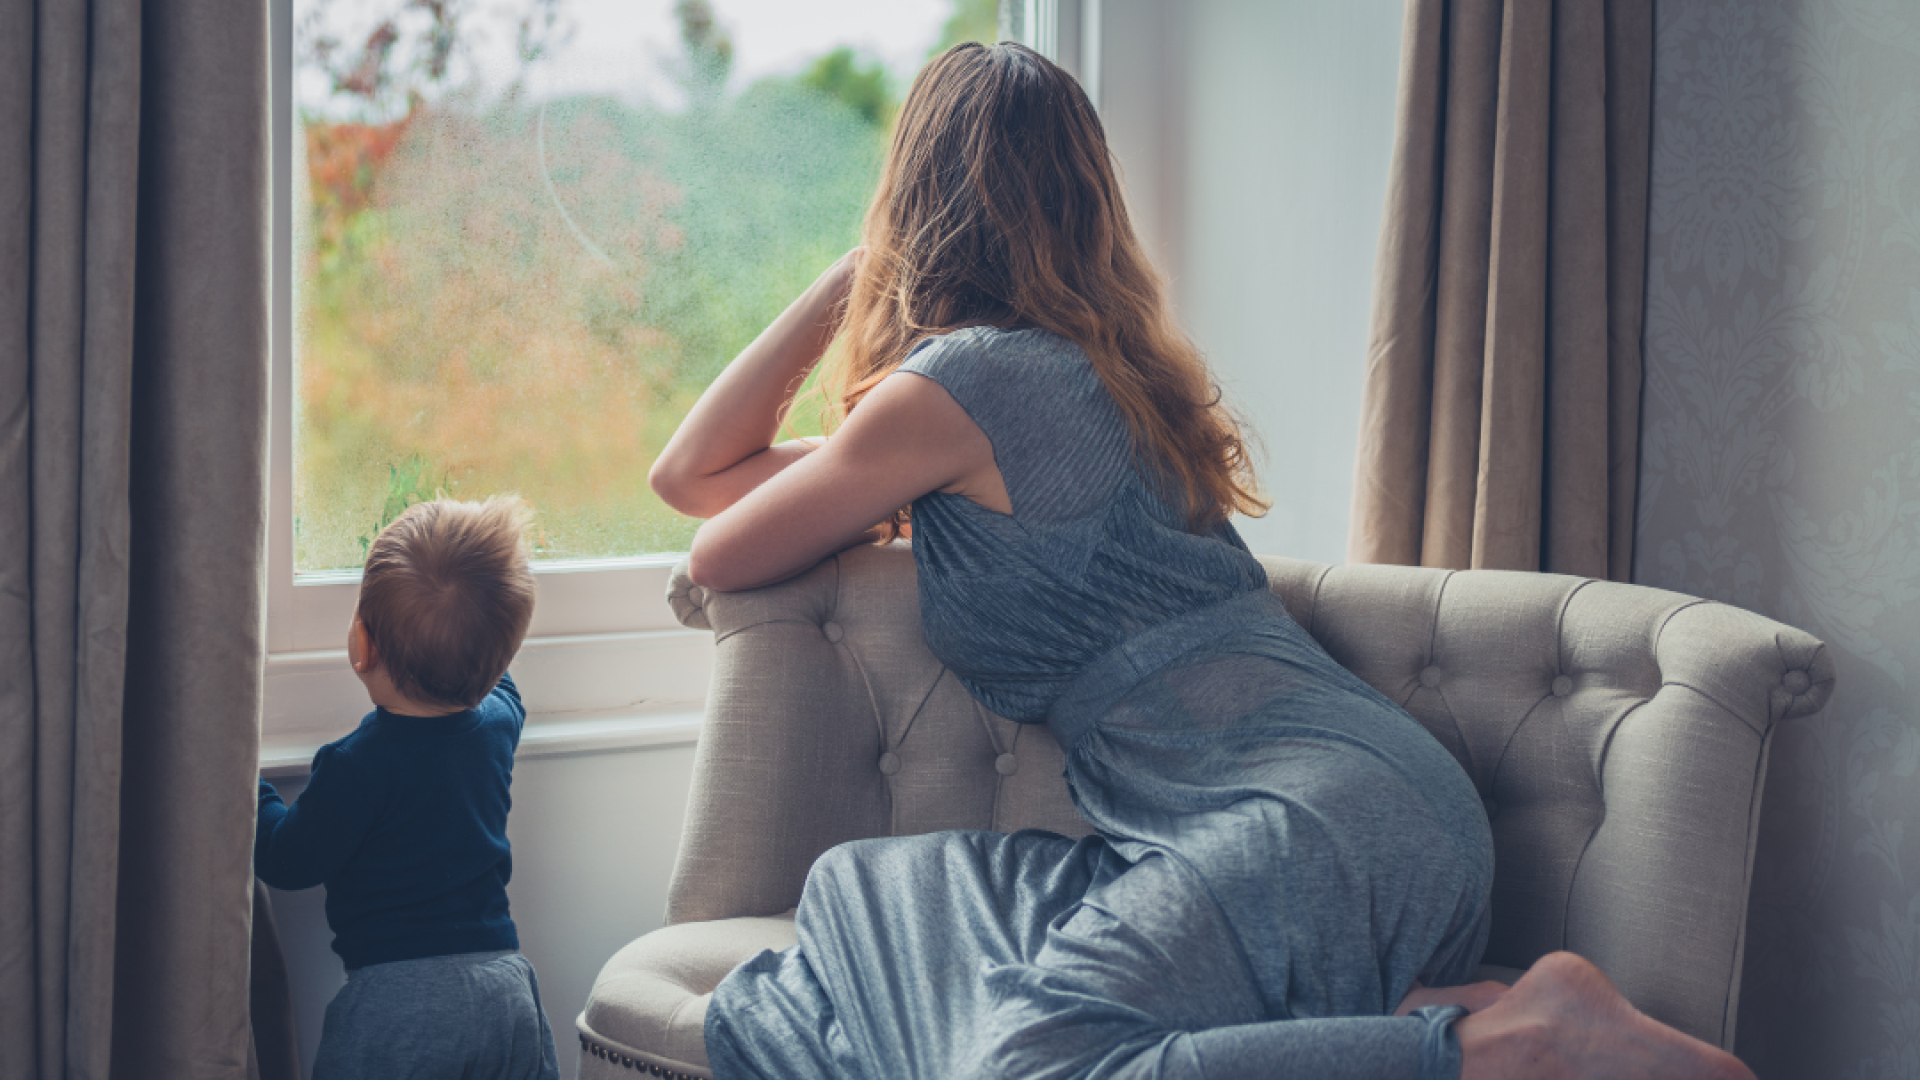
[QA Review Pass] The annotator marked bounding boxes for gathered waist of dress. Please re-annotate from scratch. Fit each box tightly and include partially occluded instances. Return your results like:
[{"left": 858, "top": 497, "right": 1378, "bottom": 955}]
[{"left": 1043, "top": 587, "right": 1293, "bottom": 752}]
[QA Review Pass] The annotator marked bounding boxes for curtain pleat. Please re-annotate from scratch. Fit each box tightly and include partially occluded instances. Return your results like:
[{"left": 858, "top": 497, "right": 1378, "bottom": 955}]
[
  {"left": 248, "top": 883, "right": 303, "bottom": 1080},
  {"left": 0, "top": 0, "right": 37, "bottom": 1064},
  {"left": 1601, "top": 0, "right": 1652, "bottom": 583},
  {"left": 1421, "top": 0, "right": 1494, "bottom": 571},
  {"left": 0, "top": 1, "right": 275, "bottom": 1078},
  {"left": 114, "top": 2, "right": 272, "bottom": 1074},
  {"left": 1350, "top": 0, "right": 1652, "bottom": 579}
]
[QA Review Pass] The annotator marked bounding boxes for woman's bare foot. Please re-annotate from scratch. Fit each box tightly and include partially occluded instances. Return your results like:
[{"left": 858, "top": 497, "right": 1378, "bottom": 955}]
[{"left": 1456, "top": 952, "right": 1754, "bottom": 1080}]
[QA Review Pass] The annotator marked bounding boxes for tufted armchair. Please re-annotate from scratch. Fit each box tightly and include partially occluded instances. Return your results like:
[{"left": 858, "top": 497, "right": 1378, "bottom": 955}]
[{"left": 575, "top": 543, "right": 1832, "bottom": 1079}]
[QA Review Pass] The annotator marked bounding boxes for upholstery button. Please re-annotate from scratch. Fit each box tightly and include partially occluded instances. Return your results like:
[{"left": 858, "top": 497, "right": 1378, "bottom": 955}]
[
  {"left": 1551, "top": 675, "right": 1573, "bottom": 697},
  {"left": 1783, "top": 669, "right": 1810, "bottom": 695},
  {"left": 995, "top": 753, "right": 1019, "bottom": 776},
  {"left": 1418, "top": 666, "right": 1442, "bottom": 688},
  {"left": 821, "top": 620, "right": 844, "bottom": 643},
  {"left": 877, "top": 751, "right": 901, "bottom": 775}
]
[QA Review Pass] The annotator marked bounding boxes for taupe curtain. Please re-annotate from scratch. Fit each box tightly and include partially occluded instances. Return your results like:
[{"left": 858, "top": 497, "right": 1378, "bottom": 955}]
[
  {"left": 0, "top": 2, "right": 279, "bottom": 1078},
  {"left": 250, "top": 883, "right": 303, "bottom": 1080},
  {"left": 1349, "top": 0, "right": 1653, "bottom": 579}
]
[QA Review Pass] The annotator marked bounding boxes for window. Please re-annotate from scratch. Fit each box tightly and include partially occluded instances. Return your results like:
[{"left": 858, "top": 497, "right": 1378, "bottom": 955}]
[{"left": 264, "top": 0, "right": 1089, "bottom": 764}]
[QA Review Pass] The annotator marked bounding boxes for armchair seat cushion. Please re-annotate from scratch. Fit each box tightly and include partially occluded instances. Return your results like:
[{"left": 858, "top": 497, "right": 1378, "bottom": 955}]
[{"left": 579, "top": 915, "right": 796, "bottom": 1078}]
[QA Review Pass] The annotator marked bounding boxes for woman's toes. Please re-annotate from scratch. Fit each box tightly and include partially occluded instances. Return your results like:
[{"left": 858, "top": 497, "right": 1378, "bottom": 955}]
[{"left": 1466, "top": 952, "right": 1758, "bottom": 1080}]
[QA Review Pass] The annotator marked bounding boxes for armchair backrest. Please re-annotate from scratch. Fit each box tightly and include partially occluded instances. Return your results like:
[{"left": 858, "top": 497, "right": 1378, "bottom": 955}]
[{"left": 664, "top": 542, "right": 1831, "bottom": 1049}]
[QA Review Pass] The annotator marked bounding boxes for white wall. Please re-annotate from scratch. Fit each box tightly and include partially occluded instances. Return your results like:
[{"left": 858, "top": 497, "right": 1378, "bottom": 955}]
[
  {"left": 1099, "top": 0, "right": 1405, "bottom": 564},
  {"left": 268, "top": 742, "right": 696, "bottom": 1079}
]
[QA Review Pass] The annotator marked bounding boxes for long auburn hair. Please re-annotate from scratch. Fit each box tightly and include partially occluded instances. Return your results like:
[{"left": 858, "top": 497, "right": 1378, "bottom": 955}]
[{"left": 808, "top": 41, "right": 1266, "bottom": 534}]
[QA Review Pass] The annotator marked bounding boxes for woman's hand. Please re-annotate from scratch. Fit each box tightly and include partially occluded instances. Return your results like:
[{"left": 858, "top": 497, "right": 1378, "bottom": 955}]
[
  {"left": 648, "top": 249, "right": 865, "bottom": 519},
  {"left": 818, "top": 245, "right": 863, "bottom": 309}
]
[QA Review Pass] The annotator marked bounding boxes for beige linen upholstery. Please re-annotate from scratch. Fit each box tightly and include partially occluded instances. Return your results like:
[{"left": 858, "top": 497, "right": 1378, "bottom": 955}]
[{"left": 577, "top": 543, "right": 1831, "bottom": 1078}]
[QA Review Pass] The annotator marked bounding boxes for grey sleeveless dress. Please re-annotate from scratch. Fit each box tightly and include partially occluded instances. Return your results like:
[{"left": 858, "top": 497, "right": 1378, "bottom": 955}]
[{"left": 704, "top": 327, "right": 1494, "bottom": 1080}]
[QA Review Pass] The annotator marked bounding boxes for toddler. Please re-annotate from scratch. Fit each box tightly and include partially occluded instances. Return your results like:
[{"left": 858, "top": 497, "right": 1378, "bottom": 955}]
[{"left": 256, "top": 497, "right": 556, "bottom": 1080}]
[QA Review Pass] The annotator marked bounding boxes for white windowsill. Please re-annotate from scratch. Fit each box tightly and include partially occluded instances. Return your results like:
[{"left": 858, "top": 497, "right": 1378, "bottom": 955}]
[
  {"left": 260, "top": 626, "right": 714, "bottom": 773},
  {"left": 259, "top": 703, "right": 705, "bottom": 779}
]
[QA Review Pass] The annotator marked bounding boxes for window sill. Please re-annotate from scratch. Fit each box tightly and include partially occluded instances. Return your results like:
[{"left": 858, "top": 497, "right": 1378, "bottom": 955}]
[
  {"left": 260, "top": 627, "right": 714, "bottom": 776},
  {"left": 259, "top": 704, "right": 704, "bottom": 779}
]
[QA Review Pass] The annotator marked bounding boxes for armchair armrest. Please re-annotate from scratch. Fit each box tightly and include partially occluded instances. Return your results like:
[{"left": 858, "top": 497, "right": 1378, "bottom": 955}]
[{"left": 1258, "top": 556, "right": 1831, "bottom": 1047}]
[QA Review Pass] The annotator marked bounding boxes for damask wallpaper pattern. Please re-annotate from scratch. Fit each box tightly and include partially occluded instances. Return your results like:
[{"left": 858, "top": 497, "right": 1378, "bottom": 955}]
[{"left": 1634, "top": 0, "right": 1920, "bottom": 1074}]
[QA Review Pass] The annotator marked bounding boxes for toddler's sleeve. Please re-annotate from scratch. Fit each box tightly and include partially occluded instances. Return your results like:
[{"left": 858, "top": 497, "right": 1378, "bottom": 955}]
[
  {"left": 488, "top": 672, "right": 527, "bottom": 744},
  {"left": 254, "top": 743, "right": 378, "bottom": 891}
]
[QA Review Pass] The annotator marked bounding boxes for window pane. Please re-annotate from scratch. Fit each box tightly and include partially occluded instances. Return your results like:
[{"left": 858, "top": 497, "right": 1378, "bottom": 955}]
[{"left": 292, "top": 0, "right": 997, "bottom": 572}]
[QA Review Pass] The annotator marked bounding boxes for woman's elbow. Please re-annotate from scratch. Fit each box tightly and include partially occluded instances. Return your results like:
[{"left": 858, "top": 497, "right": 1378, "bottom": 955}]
[
  {"left": 685, "top": 555, "right": 751, "bottom": 594},
  {"left": 649, "top": 456, "right": 700, "bottom": 515},
  {"left": 685, "top": 532, "right": 751, "bottom": 593}
]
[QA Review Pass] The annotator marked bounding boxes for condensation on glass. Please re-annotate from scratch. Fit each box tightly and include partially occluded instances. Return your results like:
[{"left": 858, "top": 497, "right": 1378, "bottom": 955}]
[{"left": 291, "top": 0, "right": 993, "bottom": 571}]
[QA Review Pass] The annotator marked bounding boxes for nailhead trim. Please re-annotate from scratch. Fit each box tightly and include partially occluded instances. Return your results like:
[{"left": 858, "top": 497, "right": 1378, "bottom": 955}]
[{"left": 578, "top": 1031, "right": 708, "bottom": 1079}]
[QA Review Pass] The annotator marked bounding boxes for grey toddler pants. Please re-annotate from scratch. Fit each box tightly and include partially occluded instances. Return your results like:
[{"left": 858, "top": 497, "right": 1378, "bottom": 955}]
[{"left": 313, "top": 950, "right": 560, "bottom": 1080}]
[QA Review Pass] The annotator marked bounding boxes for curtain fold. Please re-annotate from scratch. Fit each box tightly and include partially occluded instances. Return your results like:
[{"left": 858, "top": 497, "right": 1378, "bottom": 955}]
[
  {"left": 1348, "top": 0, "right": 1652, "bottom": 579},
  {"left": 0, "top": 2, "right": 276, "bottom": 1078},
  {"left": 249, "top": 882, "right": 303, "bottom": 1080}
]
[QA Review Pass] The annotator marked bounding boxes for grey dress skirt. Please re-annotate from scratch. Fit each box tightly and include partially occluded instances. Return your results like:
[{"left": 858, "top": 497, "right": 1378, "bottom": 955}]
[{"left": 704, "top": 327, "right": 1495, "bottom": 1080}]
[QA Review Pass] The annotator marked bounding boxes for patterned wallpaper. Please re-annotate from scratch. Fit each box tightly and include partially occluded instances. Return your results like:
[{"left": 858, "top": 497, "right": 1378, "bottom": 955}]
[{"left": 1635, "top": 0, "right": 1920, "bottom": 1075}]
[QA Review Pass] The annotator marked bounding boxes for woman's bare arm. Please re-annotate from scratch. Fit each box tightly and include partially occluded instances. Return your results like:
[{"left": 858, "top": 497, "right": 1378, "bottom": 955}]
[
  {"left": 685, "top": 371, "right": 995, "bottom": 592},
  {"left": 648, "top": 250, "right": 860, "bottom": 519}
]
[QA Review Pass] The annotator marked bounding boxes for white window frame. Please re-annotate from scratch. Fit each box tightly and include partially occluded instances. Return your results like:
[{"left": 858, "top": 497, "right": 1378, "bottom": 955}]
[
  {"left": 260, "top": 0, "right": 1100, "bottom": 772},
  {"left": 1016, "top": 0, "right": 1102, "bottom": 110}
]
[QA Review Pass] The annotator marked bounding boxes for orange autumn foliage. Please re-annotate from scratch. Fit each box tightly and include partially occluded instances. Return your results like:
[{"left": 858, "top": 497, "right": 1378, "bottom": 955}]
[
  {"left": 306, "top": 111, "right": 416, "bottom": 253},
  {"left": 297, "top": 104, "right": 697, "bottom": 566}
]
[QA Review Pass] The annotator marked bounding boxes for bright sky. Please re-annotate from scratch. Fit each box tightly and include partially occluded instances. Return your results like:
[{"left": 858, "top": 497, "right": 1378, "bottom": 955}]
[{"left": 300, "top": 0, "right": 955, "bottom": 111}]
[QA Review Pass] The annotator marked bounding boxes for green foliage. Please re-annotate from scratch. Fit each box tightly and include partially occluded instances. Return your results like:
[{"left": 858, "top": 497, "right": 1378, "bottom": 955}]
[
  {"left": 674, "top": 0, "right": 734, "bottom": 107},
  {"left": 295, "top": 0, "right": 982, "bottom": 571},
  {"left": 357, "top": 453, "right": 450, "bottom": 558},
  {"left": 800, "top": 48, "right": 893, "bottom": 127},
  {"left": 935, "top": 0, "right": 1001, "bottom": 52},
  {"left": 298, "top": 66, "right": 881, "bottom": 569},
  {"left": 571, "top": 77, "right": 884, "bottom": 388}
]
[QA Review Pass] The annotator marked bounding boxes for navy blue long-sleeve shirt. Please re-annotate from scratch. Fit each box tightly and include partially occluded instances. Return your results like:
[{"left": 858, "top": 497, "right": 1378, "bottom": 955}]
[{"left": 256, "top": 675, "right": 525, "bottom": 970}]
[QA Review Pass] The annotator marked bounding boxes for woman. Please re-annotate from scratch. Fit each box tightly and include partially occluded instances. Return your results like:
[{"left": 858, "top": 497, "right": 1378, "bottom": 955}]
[{"left": 650, "top": 42, "right": 1751, "bottom": 1080}]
